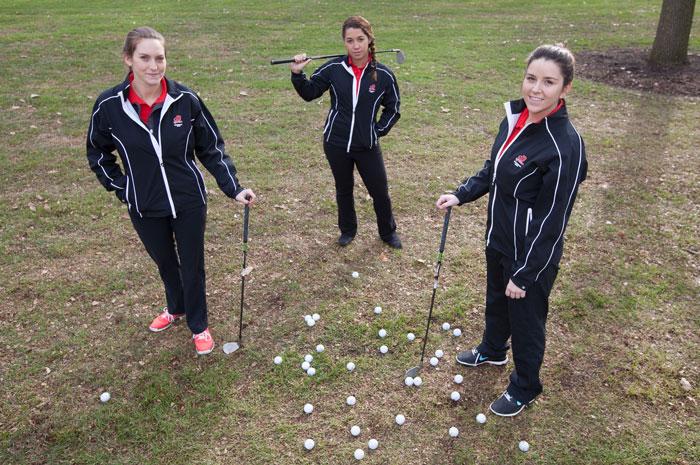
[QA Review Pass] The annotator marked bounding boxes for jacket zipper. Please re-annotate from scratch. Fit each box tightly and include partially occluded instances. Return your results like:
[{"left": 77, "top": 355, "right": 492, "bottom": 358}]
[
  {"left": 526, "top": 207, "right": 533, "bottom": 235},
  {"left": 346, "top": 65, "right": 367, "bottom": 153}
]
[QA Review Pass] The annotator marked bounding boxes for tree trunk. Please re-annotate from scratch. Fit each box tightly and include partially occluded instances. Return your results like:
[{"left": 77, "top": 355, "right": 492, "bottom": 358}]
[{"left": 649, "top": 0, "right": 696, "bottom": 67}]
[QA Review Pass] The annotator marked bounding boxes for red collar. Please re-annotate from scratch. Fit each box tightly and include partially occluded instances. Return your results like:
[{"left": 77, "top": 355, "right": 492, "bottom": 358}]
[
  {"left": 127, "top": 73, "right": 167, "bottom": 123},
  {"left": 348, "top": 54, "right": 371, "bottom": 73}
]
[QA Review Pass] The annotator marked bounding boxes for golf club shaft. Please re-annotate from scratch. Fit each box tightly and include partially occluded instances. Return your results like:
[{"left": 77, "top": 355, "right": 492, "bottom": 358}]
[
  {"left": 238, "top": 204, "right": 250, "bottom": 342},
  {"left": 270, "top": 49, "right": 400, "bottom": 65}
]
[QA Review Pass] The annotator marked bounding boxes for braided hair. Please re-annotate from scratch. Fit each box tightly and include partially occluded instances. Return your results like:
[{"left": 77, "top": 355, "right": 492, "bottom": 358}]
[{"left": 342, "top": 16, "right": 377, "bottom": 82}]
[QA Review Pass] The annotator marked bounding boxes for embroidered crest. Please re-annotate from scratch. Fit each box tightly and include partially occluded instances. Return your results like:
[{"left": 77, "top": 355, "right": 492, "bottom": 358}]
[
  {"left": 368, "top": 83, "right": 376, "bottom": 93},
  {"left": 514, "top": 154, "right": 528, "bottom": 168},
  {"left": 173, "top": 114, "right": 183, "bottom": 128}
]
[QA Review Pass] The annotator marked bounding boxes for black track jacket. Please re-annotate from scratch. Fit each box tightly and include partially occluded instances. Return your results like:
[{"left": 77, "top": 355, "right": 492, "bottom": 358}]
[
  {"left": 87, "top": 77, "right": 244, "bottom": 218},
  {"left": 291, "top": 56, "right": 400, "bottom": 152},
  {"left": 454, "top": 99, "right": 587, "bottom": 290}
]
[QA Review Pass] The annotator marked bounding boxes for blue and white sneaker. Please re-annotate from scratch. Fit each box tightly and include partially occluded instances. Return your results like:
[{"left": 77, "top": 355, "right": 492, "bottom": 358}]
[
  {"left": 489, "top": 390, "right": 534, "bottom": 417},
  {"left": 456, "top": 347, "right": 508, "bottom": 367}
]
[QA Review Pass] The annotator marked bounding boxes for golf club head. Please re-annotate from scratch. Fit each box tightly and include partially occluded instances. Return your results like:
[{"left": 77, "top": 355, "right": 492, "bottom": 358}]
[
  {"left": 405, "top": 366, "right": 421, "bottom": 378},
  {"left": 222, "top": 342, "right": 241, "bottom": 354},
  {"left": 396, "top": 50, "right": 406, "bottom": 64}
]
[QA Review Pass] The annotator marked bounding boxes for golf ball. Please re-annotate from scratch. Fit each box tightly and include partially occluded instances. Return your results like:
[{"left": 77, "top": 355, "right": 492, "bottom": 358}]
[
  {"left": 346, "top": 362, "right": 356, "bottom": 372},
  {"left": 312, "top": 313, "right": 320, "bottom": 321},
  {"left": 442, "top": 322, "right": 451, "bottom": 331},
  {"left": 413, "top": 376, "right": 423, "bottom": 387},
  {"left": 304, "top": 354, "right": 313, "bottom": 363},
  {"left": 378, "top": 328, "right": 387, "bottom": 338},
  {"left": 476, "top": 413, "right": 487, "bottom": 424},
  {"left": 368, "top": 438, "right": 379, "bottom": 450},
  {"left": 303, "top": 403, "right": 314, "bottom": 414},
  {"left": 379, "top": 345, "right": 388, "bottom": 354},
  {"left": 519, "top": 440, "right": 530, "bottom": 452},
  {"left": 301, "top": 361, "right": 311, "bottom": 371},
  {"left": 316, "top": 344, "right": 325, "bottom": 353},
  {"left": 304, "top": 314, "right": 312, "bottom": 321},
  {"left": 304, "top": 438, "right": 315, "bottom": 450},
  {"left": 307, "top": 367, "right": 316, "bottom": 376},
  {"left": 452, "top": 328, "right": 462, "bottom": 337},
  {"left": 354, "top": 448, "right": 365, "bottom": 460},
  {"left": 435, "top": 349, "right": 444, "bottom": 358},
  {"left": 351, "top": 271, "right": 359, "bottom": 278},
  {"left": 274, "top": 356, "right": 283, "bottom": 365},
  {"left": 451, "top": 391, "right": 461, "bottom": 401},
  {"left": 406, "top": 332, "right": 415, "bottom": 341},
  {"left": 404, "top": 376, "right": 414, "bottom": 386},
  {"left": 395, "top": 414, "right": 406, "bottom": 425},
  {"left": 99, "top": 392, "right": 111, "bottom": 403},
  {"left": 374, "top": 306, "right": 382, "bottom": 314},
  {"left": 350, "top": 425, "right": 361, "bottom": 436},
  {"left": 306, "top": 318, "right": 316, "bottom": 327},
  {"left": 430, "top": 356, "right": 439, "bottom": 366},
  {"left": 346, "top": 395, "right": 357, "bottom": 406},
  {"left": 454, "top": 374, "right": 464, "bottom": 384},
  {"left": 449, "top": 426, "right": 459, "bottom": 438}
]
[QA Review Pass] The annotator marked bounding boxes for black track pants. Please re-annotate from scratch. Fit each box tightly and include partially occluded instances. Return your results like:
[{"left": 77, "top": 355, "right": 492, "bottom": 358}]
[
  {"left": 129, "top": 205, "right": 208, "bottom": 334},
  {"left": 477, "top": 248, "right": 559, "bottom": 403},
  {"left": 323, "top": 142, "right": 397, "bottom": 240}
]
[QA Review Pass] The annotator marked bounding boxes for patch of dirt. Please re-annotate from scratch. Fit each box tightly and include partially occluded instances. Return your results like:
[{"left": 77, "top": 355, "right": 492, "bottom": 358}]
[{"left": 577, "top": 48, "right": 700, "bottom": 97}]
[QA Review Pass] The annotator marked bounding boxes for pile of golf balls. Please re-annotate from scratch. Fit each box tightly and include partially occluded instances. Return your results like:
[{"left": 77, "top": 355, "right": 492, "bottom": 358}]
[
  {"left": 274, "top": 356, "right": 283, "bottom": 365},
  {"left": 406, "top": 332, "right": 415, "bottom": 341},
  {"left": 379, "top": 345, "right": 388, "bottom": 354},
  {"left": 395, "top": 414, "right": 406, "bottom": 425},
  {"left": 430, "top": 356, "right": 439, "bottom": 367},
  {"left": 519, "top": 440, "right": 530, "bottom": 452},
  {"left": 374, "top": 306, "right": 382, "bottom": 315},
  {"left": 454, "top": 374, "right": 464, "bottom": 384},
  {"left": 368, "top": 438, "right": 379, "bottom": 450},
  {"left": 452, "top": 328, "right": 462, "bottom": 337},
  {"left": 99, "top": 392, "right": 111, "bottom": 403},
  {"left": 450, "top": 391, "right": 461, "bottom": 401},
  {"left": 350, "top": 425, "right": 361, "bottom": 436},
  {"left": 378, "top": 328, "right": 387, "bottom": 338},
  {"left": 476, "top": 413, "right": 487, "bottom": 424},
  {"left": 354, "top": 448, "right": 365, "bottom": 460},
  {"left": 442, "top": 322, "right": 451, "bottom": 331},
  {"left": 347, "top": 395, "right": 357, "bottom": 406},
  {"left": 449, "top": 426, "right": 459, "bottom": 438},
  {"left": 303, "top": 403, "right": 314, "bottom": 414},
  {"left": 346, "top": 362, "right": 356, "bottom": 372},
  {"left": 304, "top": 438, "right": 315, "bottom": 450}
]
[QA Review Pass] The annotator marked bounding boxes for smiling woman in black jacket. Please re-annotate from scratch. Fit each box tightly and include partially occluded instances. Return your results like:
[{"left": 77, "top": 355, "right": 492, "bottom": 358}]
[
  {"left": 290, "top": 16, "right": 402, "bottom": 249},
  {"left": 87, "top": 27, "right": 255, "bottom": 355}
]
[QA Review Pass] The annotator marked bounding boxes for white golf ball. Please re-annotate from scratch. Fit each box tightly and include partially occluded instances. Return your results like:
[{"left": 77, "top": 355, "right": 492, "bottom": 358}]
[
  {"left": 346, "top": 362, "right": 356, "bottom": 372},
  {"left": 350, "top": 425, "right": 361, "bottom": 436},
  {"left": 430, "top": 356, "right": 439, "bottom": 366},
  {"left": 476, "top": 413, "right": 487, "bottom": 424},
  {"left": 368, "top": 438, "right": 379, "bottom": 450},
  {"left": 273, "top": 356, "right": 283, "bottom": 365},
  {"left": 374, "top": 306, "right": 382, "bottom": 314},
  {"left": 346, "top": 395, "right": 357, "bottom": 406},
  {"left": 442, "top": 322, "right": 451, "bottom": 331},
  {"left": 449, "top": 426, "right": 459, "bottom": 438},
  {"left": 378, "top": 328, "right": 387, "bottom": 338},
  {"left": 304, "top": 354, "right": 313, "bottom": 363},
  {"left": 301, "top": 361, "right": 311, "bottom": 371},
  {"left": 395, "top": 414, "right": 406, "bottom": 425},
  {"left": 413, "top": 376, "right": 423, "bottom": 387},
  {"left": 354, "top": 448, "right": 365, "bottom": 460},
  {"left": 379, "top": 345, "right": 388, "bottom": 354},
  {"left": 454, "top": 374, "right": 464, "bottom": 384},
  {"left": 406, "top": 332, "right": 415, "bottom": 341},
  {"left": 304, "top": 314, "right": 312, "bottom": 321},
  {"left": 519, "top": 440, "right": 530, "bottom": 452},
  {"left": 451, "top": 391, "right": 461, "bottom": 401},
  {"left": 303, "top": 403, "right": 314, "bottom": 414},
  {"left": 312, "top": 313, "right": 320, "bottom": 321},
  {"left": 435, "top": 349, "right": 444, "bottom": 358},
  {"left": 304, "top": 438, "right": 315, "bottom": 450},
  {"left": 404, "top": 376, "right": 414, "bottom": 386},
  {"left": 316, "top": 344, "right": 325, "bottom": 353},
  {"left": 351, "top": 271, "right": 359, "bottom": 278},
  {"left": 452, "top": 328, "right": 462, "bottom": 337},
  {"left": 99, "top": 392, "right": 111, "bottom": 403},
  {"left": 307, "top": 367, "right": 316, "bottom": 376},
  {"left": 306, "top": 318, "right": 316, "bottom": 327}
]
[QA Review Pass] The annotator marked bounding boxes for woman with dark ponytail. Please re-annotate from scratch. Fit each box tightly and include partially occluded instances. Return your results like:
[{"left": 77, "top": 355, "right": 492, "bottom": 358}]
[{"left": 290, "top": 16, "right": 402, "bottom": 249}]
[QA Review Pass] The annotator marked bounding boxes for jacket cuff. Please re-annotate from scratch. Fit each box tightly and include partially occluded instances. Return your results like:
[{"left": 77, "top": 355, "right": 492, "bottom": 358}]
[
  {"left": 453, "top": 189, "right": 469, "bottom": 206},
  {"left": 509, "top": 274, "right": 531, "bottom": 291},
  {"left": 232, "top": 186, "right": 245, "bottom": 199}
]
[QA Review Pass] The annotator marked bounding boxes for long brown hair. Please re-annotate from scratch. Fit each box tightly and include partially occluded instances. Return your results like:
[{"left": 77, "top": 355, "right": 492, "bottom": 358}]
[{"left": 342, "top": 16, "right": 377, "bottom": 81}]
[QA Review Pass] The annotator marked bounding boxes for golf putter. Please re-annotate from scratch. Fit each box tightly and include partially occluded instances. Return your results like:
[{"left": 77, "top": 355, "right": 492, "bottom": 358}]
[
  {"left": 270, "top": 49, "right": 405, "bottom": 65},
  {"left": 405, "top": 206, "right": 452, "bottom": 378},
  {"left": 223, "top": 203, "right": 250, "bottom": 354}
]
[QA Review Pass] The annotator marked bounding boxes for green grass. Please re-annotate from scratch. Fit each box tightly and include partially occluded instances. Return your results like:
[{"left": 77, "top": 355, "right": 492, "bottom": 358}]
[{"left": 1, "top": 1, "right": 699, "bottom": 464}]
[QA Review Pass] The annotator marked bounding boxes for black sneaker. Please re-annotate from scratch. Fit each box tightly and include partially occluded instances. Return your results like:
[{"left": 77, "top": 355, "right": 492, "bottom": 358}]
[
  {"left": 489, "top": 390, "right": 534, "bottom": 417},
  {"left": 382, "top": 233, "right": 402, "bottom": 249},
  {"left": 456, "top": 348, "right": 508, "bottom": 367},
  {"left": 338, "top": 233, "right": 355, "bottom": 246}
]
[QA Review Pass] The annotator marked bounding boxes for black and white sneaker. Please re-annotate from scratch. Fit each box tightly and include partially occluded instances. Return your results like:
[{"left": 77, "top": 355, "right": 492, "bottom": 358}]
[
  {"left": 456, "top": 348, "right": 508, "bottom": 367},
  {"left": 489, "top": 390, "right": 534, "bottom": 417}
]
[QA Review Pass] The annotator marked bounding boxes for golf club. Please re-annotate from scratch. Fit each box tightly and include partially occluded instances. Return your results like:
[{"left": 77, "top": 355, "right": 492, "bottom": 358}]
[
  {"left": 405, "top": 206, "right": 452, "bottom": 378},
  {"left": 270, "top": 49, "right": 405, "bottom": 65},
  {"left": 223, "top": 203, "right": 251, "bottom": 354}
]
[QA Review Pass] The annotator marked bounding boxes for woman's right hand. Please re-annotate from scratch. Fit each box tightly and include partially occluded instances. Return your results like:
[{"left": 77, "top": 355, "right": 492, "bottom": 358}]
[
  {"left": 436, "top": 194, "right": 459, "bottom": 210},
  {"left": 290, "top": 53, "right": 311, "bottom": 74}
]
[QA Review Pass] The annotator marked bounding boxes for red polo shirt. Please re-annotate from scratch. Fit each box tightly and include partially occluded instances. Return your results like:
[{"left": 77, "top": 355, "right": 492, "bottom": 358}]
[
  {"left": 127, "top": 73, "right": 167, "bottom": 124},
  {"left": 348, "top": 55, "right": 372, "bottom": 96},
  {"left": 497, "top": 99, "right": 564, "bottom": 160}
]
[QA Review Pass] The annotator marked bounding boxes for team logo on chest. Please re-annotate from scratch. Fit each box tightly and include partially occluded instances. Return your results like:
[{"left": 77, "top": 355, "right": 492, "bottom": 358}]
[
  {"left": 173, "top": 114, "right": 183, "bottom": 128},
  {"left": 368, "top": 83, "right": 376, "bottom": 93},
  {"left": 514, "top": 154, "right": 528, "bottom": 168}
]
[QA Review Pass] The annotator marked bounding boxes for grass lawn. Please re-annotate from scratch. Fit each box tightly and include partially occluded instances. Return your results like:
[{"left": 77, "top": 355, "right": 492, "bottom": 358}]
[{"left": 1, "top": 1, "right": 698, "bottom": 464}]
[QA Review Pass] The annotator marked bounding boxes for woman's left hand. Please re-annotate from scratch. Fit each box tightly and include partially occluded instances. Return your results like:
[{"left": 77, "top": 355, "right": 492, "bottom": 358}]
[
  {"left": 235, "top": 188, "right": 256, "bottom": 205},
  {"left": 505, "top": 279, "right": 526, "bottom": 299}
]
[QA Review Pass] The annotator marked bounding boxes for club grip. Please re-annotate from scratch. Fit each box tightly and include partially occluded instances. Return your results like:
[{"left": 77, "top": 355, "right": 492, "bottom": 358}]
[
  {"left": 270, "top": 58, "right": 295, "bottom": 65},
  {"left": 438, "top": 207, "right": 451, "bottom": 253},
  {"left": 243, "top": 204, "right": 250, "bottom": 243}
]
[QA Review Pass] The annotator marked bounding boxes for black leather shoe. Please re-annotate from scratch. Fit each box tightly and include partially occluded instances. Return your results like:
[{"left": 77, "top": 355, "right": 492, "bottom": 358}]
[
  {"left": 338, "top": 233, "right": 355, "bottom": 246},
  {"left": 382, "top": 233, "right": 402, "bottom": 249}
]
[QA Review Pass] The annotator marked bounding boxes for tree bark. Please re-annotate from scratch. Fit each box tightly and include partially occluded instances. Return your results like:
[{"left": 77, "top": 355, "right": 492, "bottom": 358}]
[{"left": 649, "top": 0, "right": 696, "bottom": 67}]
